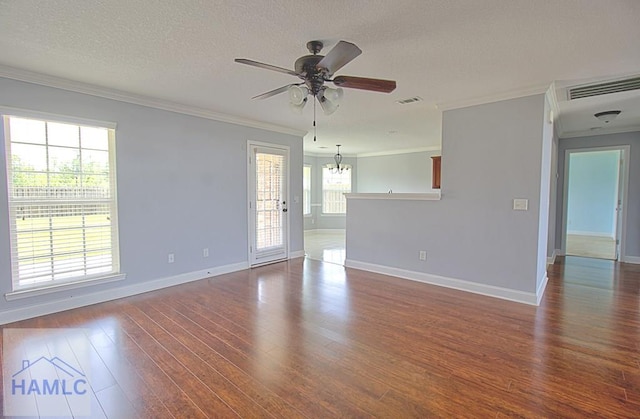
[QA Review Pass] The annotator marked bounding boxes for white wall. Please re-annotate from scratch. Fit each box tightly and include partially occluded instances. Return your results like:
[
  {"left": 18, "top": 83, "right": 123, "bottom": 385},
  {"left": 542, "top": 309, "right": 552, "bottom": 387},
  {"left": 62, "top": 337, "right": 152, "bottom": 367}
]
[
  {"left": 0, "top": 77, "right": 304, "bottom": 322},
  {"left": 356, "top": 150, "right": 440, "bottom": 193},
  {"left": 346, "top": 94, "right": 550, "bottom": 304}
]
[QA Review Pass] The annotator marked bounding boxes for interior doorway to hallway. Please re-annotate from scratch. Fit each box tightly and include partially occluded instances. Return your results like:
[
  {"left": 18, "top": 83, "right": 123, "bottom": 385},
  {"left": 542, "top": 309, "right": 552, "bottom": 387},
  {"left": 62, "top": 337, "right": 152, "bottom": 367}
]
[{"left": 562, "top": 146, "right": 629, "bottom": 261}]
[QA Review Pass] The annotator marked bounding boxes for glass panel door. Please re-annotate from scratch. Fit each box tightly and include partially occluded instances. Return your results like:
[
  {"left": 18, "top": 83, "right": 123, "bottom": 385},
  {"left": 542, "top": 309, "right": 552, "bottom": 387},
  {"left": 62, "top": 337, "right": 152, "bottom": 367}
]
[{"left": 249, "top": 144, "right": 289, "bottom": 266}]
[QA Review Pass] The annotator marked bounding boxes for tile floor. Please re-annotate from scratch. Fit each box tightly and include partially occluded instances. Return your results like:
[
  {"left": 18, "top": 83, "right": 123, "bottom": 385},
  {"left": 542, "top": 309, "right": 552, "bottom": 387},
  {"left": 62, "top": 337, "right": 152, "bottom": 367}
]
[
  {"left": 304, "top": 229, "right": 346, "bottom": 265},
  {"left": 566, "top": 234, "right": 617, "bottom": 260}
]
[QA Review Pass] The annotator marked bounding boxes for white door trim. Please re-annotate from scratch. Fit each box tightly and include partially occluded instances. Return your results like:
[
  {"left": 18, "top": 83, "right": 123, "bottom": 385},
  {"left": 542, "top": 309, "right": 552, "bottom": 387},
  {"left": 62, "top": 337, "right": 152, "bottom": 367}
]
[
  {"left": 561, "top": 145, "right": 630, "bottom": 260},
  {"left": 247, "top": 141, "right": 290, "bottom": 266}
]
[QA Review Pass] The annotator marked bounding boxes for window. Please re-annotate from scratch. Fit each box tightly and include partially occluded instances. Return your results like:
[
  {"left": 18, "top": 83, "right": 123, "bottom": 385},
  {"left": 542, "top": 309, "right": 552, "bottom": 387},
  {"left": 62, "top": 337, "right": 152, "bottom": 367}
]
[
  {"left": 322, "top": 167, "right": 351, "bottom": 214},
  {"left": 4, "top": 115, "right": 120, "bottom": 291},
  {"left": 303, "top": 165, "right": 311, "bottom": 215}
]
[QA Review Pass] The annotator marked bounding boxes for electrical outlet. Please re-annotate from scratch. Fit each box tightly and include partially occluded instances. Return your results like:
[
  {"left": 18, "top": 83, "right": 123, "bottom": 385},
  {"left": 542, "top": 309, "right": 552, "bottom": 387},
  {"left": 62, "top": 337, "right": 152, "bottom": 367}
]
[
  {"left": 203, "top": 248, "right": 209, "bottom": 258},
  {"left": 419, "top": 251, "right": 427, "bottom": 261},
  {"left": 168, "top": 253, "right": 175, "bottom": 263}
]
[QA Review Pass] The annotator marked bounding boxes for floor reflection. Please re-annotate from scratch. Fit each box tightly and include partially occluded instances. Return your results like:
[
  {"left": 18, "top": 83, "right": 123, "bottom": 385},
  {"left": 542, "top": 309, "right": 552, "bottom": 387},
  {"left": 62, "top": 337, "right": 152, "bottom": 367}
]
[{"left": 304, "top": 230, "right": 345, "bottom": 265}]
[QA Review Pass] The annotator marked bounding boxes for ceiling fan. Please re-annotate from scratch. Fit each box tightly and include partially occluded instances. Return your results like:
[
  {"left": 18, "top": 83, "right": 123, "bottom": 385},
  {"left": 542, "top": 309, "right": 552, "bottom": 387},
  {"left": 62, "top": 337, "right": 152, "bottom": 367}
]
[{"left": 235, "top": 40, "right": 396, "bottom": 115}]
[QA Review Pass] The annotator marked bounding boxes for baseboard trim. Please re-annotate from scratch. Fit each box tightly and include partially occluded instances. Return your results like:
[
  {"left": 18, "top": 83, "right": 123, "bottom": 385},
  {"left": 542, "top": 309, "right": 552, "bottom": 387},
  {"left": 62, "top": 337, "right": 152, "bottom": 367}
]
[
  {"left": 345, "top": 259, "right": 540, "bottom": 306},
  {"left": 622, "top": 256, "right": 640, "bottom": 264},
  {"left": 536, "top": 274, "right": 549, "bottom": 305},
  {"left": 547, "top": 249, "right": 558, "bottom": 266},
  {"left": 289, "top": 250, "right": 305, "bottom": 259},
  {"left": 0, "top": 261, "right": 249, "bottom": 325}
]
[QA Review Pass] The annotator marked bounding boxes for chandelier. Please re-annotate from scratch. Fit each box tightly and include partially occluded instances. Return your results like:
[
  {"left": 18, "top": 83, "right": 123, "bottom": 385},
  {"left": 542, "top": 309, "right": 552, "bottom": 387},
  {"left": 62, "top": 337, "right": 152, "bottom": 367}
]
[{"left": 329, "top": 145, "right": 348, "bottom": 174}]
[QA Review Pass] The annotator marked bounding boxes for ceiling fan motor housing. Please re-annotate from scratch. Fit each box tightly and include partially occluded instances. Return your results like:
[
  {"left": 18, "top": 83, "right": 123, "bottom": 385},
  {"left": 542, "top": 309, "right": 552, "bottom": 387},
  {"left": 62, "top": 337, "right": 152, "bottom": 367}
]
[{"left": 295, "top": 55, "right": 327, "bottom": 96}]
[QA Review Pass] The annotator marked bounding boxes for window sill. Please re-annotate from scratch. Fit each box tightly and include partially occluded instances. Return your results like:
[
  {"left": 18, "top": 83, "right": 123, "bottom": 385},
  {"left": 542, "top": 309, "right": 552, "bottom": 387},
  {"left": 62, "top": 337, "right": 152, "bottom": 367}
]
[
  {"left": 5, "top": 273, "right": 126, "bottom": 301},
  {"left": 321, "top": 213, "right": 346, "bottom": 217}
]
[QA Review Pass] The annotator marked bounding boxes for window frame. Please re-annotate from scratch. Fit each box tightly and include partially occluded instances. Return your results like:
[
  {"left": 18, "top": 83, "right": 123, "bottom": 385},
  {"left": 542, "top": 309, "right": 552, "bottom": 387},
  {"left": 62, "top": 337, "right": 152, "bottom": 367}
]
[
  {"left": 303, "top": 164, "right": 312, "bottom": 216},
  {"left": 2, "top": 110, "right": 122, "bottom": 296}
]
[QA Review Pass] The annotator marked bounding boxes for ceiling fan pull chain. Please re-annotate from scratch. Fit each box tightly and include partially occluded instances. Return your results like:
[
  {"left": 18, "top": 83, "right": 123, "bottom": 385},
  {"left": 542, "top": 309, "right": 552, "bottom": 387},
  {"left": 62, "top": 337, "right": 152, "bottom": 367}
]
[{"left": 313, "top": 99, "right": 317, "bottom": 141}]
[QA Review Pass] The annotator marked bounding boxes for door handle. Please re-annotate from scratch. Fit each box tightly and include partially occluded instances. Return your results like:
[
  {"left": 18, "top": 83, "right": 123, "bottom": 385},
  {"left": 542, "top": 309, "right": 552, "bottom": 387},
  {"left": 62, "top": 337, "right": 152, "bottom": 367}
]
[{"left": 282, "top": 201, "right": 287, "bottom": 212}]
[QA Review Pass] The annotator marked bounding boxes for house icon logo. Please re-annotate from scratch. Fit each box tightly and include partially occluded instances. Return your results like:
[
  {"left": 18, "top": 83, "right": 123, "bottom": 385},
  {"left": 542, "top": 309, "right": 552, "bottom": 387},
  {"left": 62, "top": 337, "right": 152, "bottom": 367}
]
[
  {"left": 3, "top": 328, "right": 92, "bottom": 416},
  {"left": 11, "top": 356, "right": 88, "bottom": 396}
]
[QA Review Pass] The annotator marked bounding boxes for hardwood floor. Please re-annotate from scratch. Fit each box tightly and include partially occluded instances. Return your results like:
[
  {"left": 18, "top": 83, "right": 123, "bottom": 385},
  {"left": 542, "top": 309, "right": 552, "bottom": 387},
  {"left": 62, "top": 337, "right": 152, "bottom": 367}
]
[{"left": 1, "top": 256, "right": 639, "bottom": 417}]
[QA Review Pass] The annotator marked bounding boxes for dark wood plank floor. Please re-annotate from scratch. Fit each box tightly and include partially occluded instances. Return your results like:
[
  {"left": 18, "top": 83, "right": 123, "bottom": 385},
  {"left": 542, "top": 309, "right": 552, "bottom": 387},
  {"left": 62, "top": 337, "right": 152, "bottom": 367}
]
[{"left": 1, "top": 256, "right": 639, "bottom": 417}]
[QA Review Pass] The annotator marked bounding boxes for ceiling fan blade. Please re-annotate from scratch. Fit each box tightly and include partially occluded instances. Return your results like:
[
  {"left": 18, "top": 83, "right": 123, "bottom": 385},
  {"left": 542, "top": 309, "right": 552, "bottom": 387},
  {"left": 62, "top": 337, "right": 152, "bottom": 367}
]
[
  {"left": 317, "top": 41, "right": 362, "bottom": 75},
  {"left": 332, "top": 76, "right": 396, "bottom": 93},
  {"left": 252, "top": 84, "right": 298, "bottom": 100},
  {"left": 235, "top": 58, "right": 299, "bottom": 77}
]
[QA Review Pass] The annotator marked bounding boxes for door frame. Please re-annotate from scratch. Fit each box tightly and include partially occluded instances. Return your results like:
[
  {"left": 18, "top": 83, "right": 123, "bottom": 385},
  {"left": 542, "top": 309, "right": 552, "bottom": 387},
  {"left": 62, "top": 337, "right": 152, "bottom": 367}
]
[
  {"left": 561, "top": 145, "right": 630, "bottom": 260},
  {"left": 247, "top": 140, "right": 290, "bottom": 266}
]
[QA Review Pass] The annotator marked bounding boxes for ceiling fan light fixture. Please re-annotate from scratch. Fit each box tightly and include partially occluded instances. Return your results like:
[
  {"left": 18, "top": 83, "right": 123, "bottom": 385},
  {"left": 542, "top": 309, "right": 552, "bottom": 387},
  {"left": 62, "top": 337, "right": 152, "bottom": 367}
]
[
  {"left": 324, "top": 87, "right": 344, "bottom": 103},
  {"left": 318, "top": 96, "right": 337, "bottom": 115},
  {"left": 318, "top": 87, "right": 343, "bottom": 115},
  {"left": 594, "top": 110, "right": 621, "bottom": 123},
  {"left": 289, "top": 97, "right": 307, "bottom": 114},
  {"left": 288, "top": 85, "right": 309, "bottom": 106}
]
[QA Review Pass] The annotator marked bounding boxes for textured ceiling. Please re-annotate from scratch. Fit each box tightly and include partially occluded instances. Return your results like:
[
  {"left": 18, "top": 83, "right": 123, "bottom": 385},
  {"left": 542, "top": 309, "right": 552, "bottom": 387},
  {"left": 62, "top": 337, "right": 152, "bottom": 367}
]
[{"left": 1, "top": 0, "right": 639, "bottom": 154}]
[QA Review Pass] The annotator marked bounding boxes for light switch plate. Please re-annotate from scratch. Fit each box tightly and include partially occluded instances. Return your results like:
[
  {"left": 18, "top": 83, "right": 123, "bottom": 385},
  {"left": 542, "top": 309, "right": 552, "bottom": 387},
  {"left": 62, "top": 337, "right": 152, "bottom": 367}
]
[{"left": 513, "top": 198, "right": 528, "bottom": 211}]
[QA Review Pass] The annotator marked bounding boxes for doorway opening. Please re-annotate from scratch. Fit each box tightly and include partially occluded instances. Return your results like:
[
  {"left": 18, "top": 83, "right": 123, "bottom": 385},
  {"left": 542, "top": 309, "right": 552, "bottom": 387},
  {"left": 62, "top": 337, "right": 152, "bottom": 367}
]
[{"left": 562, "top": 146, "right": 629, "bottom": 261}]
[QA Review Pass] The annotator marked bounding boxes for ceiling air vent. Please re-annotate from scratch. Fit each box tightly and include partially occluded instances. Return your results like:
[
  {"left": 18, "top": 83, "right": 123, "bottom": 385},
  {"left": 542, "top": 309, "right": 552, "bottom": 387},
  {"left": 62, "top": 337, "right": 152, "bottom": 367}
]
[
  {"left": 396, "top": 96, "right": 423, "bottom": 105},
  {"left": 569, "top": 76, "right": 640, "bottom": 100}
]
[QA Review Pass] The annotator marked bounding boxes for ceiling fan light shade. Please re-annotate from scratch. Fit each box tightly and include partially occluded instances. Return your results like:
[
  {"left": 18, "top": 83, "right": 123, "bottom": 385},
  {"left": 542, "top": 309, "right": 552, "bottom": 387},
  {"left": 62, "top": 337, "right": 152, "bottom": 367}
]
[
  {"left": 319, "top": 96, "right": 337, "bottom": 115},
  {"left": 289, "top": 97, "right": 307, "bottom": 114},
  {"left": 318, "top": 87, "right": 343, "bottom": 115},
  {"left": 324, "top": 87, "right": 344, "bottom": 102},
  {"left": 288, "top": 85, "right": 309, "bottom": 105}
]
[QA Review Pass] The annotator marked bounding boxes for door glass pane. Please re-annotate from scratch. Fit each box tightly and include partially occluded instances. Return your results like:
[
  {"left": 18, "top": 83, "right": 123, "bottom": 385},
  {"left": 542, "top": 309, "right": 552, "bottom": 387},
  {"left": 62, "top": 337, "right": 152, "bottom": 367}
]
[{"left": 255, "top": 152, "right": 284, "bottom": 251}]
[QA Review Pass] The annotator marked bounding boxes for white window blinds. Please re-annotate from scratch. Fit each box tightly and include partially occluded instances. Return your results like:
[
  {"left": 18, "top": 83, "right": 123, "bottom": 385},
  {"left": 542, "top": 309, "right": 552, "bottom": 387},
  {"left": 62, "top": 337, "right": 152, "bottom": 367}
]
[
  {"left": 4, "top": 115, "right": 120, "bottom": 290},
  {"left": 322, "top": 167, "right": 351, "bottom": 214},
  {"left": 255, "top": 151, "right": 284, "bottom": 251}
]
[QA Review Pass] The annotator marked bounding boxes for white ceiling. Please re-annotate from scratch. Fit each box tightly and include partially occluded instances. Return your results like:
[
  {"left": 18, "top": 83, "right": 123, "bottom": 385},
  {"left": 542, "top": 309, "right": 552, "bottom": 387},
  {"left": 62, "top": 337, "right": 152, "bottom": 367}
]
[{"left": 0, "top": 0, "right": 639, "bottom": 155}]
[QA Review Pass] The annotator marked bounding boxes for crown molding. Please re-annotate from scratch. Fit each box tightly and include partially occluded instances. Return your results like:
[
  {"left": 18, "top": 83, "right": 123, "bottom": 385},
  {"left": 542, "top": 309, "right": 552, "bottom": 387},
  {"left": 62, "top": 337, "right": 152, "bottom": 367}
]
[
  {"left": 0, "top": 65, "right": 307, "bottom": 137},
  {"left": 437, "top": 83, "right": 552, "bottom": 111},
  {"left": 357, "top": 146, "right": 441, "bottom": 158},
  {"left": 305, "top": 146, "right": 441, "bottom": 159},
  {"left": 304, "top": 151, "right": 357, "bottom": 158},
  {"left": 559, "top": 125, "right": 640, "bottom": 139}
]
